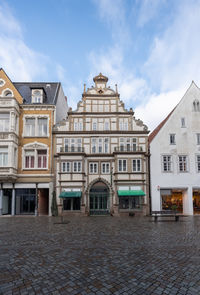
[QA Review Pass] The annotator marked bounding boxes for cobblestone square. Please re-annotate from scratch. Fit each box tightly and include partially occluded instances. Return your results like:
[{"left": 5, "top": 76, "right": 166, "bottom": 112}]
[{"left": 0, "top": 216, "right": 200, "bottom": 294}]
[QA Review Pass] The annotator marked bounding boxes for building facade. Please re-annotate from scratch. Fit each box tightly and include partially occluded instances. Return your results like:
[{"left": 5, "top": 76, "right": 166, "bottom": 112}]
[
  {"left": 149, "top": 81, "right": 200, "bottom": 215},
  {"left": 0, "top": 68, "right": 67, "bottom": 216},
  {"left": 54, "top": 73, "right": 149, "bottom": 216}
]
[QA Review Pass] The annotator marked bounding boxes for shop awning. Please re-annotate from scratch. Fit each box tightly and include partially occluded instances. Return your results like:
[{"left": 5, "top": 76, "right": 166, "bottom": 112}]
[
  {"left": 118, "top": 190, "right": 145, "bottom": 196},
  {"left": 59, "top": 191, "right": 82, "bottom": 198}
]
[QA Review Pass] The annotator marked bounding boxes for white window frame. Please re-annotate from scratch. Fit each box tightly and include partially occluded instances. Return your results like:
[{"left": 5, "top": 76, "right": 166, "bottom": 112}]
[
  {"left": 132, "top": 159, "right": 141, "bottom": 172},
  {"left": 23, "top": 143, "right": 49, "bottom": 170},
  {"left": 23, "top": 115, "right": 49, "bottom": 137},
  {"left": 89, "top": 162, "right": 98, "bottom": 174},
  {"left": 0, "top": 147, "right": 8, "bottom": 167},
  {"left": 178, "top": 155, "right": 188, "bottom": 172},
  {"left": 62, "top": 162, "right": 71, "bottom": 173},
  {"left": 73, "top": 161, "right": 82, "bottom": 173},
  {"left": 162, "top": 155, "right": 173, "bottom": 172},
  {"left": 92, "top": 122, "right": 97, "bottom": 131},
  {"left": 101, "top": 162, "right": 110, "bottom": 174},
  {"left": 118, "top": 159, "right": 127, "bottom": 172},
  {"left": 0, "top": 113, "right": 10, "bottom": 132},
  {"left": 31, "top": 89, "right": 43, "bottom": 104}
]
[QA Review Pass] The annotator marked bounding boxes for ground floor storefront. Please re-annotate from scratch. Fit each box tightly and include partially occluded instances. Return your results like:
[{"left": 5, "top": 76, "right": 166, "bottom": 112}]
[
  {"left": 159, "top": 187, "right": 200, "bottom": 215},
  {"left": 0, "top": 183, "right": 52, "bottom": 216},
  {"left": 58, "top": 179, "right": 147, "bottom": 216}
]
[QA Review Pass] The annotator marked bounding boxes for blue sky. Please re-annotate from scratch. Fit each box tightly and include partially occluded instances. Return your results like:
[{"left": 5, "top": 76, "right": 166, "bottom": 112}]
[{"left": 1, "top": 0, "right": 200, "bottom": 130}]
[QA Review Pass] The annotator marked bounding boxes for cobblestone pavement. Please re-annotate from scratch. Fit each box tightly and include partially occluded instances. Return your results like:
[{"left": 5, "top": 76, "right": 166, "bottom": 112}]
[{"left": 1, "top": 216, "right": 200, "bottom": 295}]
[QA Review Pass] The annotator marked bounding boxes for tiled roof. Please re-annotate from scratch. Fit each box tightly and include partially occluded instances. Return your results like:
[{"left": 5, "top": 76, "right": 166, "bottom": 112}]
[{"left": 13, "top": 82, "right": 60, "bottom": 105}]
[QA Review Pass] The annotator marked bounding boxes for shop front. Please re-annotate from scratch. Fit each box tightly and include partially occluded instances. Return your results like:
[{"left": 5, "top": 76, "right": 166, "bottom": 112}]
[
  {"left": 161, "top": 189, "right": 183, "bottom": 212},
  {"left": 193, "top": 190, "right": 200, "bottom": 214},
  {"left": 118, "top": 190, "right": 145, "bottom": 214}
]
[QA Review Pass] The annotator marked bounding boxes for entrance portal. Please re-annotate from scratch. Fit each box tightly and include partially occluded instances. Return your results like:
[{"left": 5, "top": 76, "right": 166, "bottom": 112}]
[
  {"left": 89, "top": 181, "right": 110, "bottom": 215},
  {"left": 193, "top": 190, "right": 200, "bottom": 214}
]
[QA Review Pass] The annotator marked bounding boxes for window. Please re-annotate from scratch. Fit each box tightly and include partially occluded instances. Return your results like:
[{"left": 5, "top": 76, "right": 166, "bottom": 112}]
[
  {"left": 181, "top": 118, "right": 186, "bottom": 127},
  {"left": 132, "top": 138, "right": 137, "bottom": 151},
  {"left": 64, "top": 138, "right": 82, "bottom": 152},
  {"left": 178, "top": 155, "right": 188, "bottom": 172},
  {"left": 102, "top": 162, "right": 110, "bottom": 174},
  {"left": 92, "top": 138, "right": 96, "bottom": 153},
  {"left": 105, "top": 121, "right": 109, "bottom": 130},
  {"left": 91, "top": 137, "right": 109, "bottom": 153},
  {"left": 24, "top": 148, "right": 48, "bottom": 169},
  {"left": 170, "top": 134, "right": 176, "bottom": 145},
  {"left": 3, "top": 90, "right": 13, "bottom": 97},
  {"left": 89, "top": 163, "right": 98, "bottom": 174},
  {"left": 196, "top": 155, "right": 200, "bottom": 172},
  {"left": 119, "top": 196, "right": 142, "bottom": 210},
  {"left": 37, "top": 150, "right": 47, "bottom": 168},
  {"left": 0, "top": 147, "right": 8, "bottom": 166},
  {"left": 25, "top": 150, "right": 35, "bottom": 168},
  {"left": 119, "top": 120, "right": 128, "bottom": 131},
  {"left": 74, "top": 122, "right": 83, "bottom": 131},
  {"left": 38, "top": 118, "right": 47, "bottom": 136},
  {"left": 63, "top": 198, "right": 80, "bottom": 211},
  {"left": 118, "top": 159, "right": 127, "bottom": 172},
  {"left": 133, "top": 159, "right": 141, "bottom": 172},
  {"left": 162, "top": 155, "right": 172, "bottom": 172},
  {"left": 0, "top": 113, "right": 9, "bottom": 132},
  {"left": 197, "top": 134, "right": 200, "bottom": 145},
  {"left": 73, "top": 161, "right": 82, "bottom": 172},
  {"left": 104, "top": 138, "right": 109, "bottom": 153},
  {"left": 25, "top": 118, "right": 35, "bottom": 136},
  {"left": 92, "top": 122, "right": 97, "bottom": 130},
  {"left": 32, "top": 89, "right": 43, "bottom": 103},
  {"left": 24, "top": 117, "right": 48, "bottom": 137},
  {"left": 193, "top": 100, "right": 200, "bottom": 112},
  {"left": 62, "top": 162, "right": 71, "bottom": 173},
  {"left": 0, "top": 79, "right": 5, "bottom": 87},
  {"left": 98, "top": 138, "right": 103, "bottom": 153}
]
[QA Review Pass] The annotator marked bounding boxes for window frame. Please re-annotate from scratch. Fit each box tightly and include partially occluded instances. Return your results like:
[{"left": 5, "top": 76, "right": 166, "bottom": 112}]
[
  {"left": 178, "top": 155, "right": 188, "bottom": 172},
  {"left": 118, "top": 159, "right": 127, "bottom": 172},
  {"left": 170, "top": 134, "right": 176, "bottom": 145},
  {"left": 89, "top": 162, "right": 98, "bottom": 174},
  {"left": 162, "top": 155, "right": 173, "bottom": 172},
  {"left": 101, "top": 162, "right": 110, "bottom": 174},
  {"left": 0, "top": 147, "right": 8, "bottom": 167},
  {"left": 73, "top": 161, "right": 82, "bottom": 173},
  {"left": 132, "top": 159, "right": 142, "bottom": 172}
]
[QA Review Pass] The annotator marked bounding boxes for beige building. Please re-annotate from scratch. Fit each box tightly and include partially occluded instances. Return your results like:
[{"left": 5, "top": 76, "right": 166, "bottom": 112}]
[
  {"left": 0, "top": 68, "right": 67, "bottom": 216},
  {"left": 54, "top": 73, "right": 149, "bottom": 216}
]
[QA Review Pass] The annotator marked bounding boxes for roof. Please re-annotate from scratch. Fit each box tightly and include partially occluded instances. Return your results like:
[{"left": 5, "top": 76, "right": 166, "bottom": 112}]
[
  {"left": 93, "top": 73, "right": 108, "bottom": 83},
  {"left": 149, "top": 108, "right": 175, "bottom": 144},
  {"left": 13, "top": 82, "right": 60, "bottom": 105}
]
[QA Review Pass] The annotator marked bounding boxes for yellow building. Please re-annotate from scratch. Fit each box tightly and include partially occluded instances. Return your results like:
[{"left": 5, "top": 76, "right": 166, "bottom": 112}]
[{"left": 0, "top": 69, "right": 67, "bottom": 216}]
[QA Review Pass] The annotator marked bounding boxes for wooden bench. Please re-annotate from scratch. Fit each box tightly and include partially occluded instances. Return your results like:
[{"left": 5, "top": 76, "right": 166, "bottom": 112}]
[{"left": 151, "top": 210, "right": 181, "bottom": 222}]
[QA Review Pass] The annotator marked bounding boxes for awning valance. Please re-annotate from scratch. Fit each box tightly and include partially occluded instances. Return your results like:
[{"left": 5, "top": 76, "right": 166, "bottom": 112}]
[
  {"left": 59, "top": 191, "right": 82, "bottom": 198},
  {"left": 118, "top": 190, "right": 145, "bottom": 196}
]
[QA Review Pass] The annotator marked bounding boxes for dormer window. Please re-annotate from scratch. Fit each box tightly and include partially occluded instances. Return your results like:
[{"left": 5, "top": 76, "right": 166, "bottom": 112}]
[{"left": 32, "top": 89, "right": 43, "bottom": 103}]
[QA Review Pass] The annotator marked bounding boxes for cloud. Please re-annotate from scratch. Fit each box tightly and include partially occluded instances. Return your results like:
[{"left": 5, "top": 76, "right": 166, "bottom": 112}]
[
  {"left": 137, "top": 0, "right": 166, "bottom": 27},
  {"left": 135, "top": 88, "right": 186, "bottom": 131},
  {"left": 145, "top": 0, "right": 200, "bottom": 92}
]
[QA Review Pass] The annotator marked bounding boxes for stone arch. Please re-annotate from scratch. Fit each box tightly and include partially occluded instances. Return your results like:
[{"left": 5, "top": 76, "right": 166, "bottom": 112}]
[{"left": 85, "top": 177, "right": 114, "bottom": 195}]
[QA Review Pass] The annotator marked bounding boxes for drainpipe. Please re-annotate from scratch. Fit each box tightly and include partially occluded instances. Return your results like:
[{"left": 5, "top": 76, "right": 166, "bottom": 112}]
[
  {"left": 0, "top": 183, "right": 2, "bottom": 215},
  {"left": 35, "top": 183, "right": 38, "bottom": 216}
]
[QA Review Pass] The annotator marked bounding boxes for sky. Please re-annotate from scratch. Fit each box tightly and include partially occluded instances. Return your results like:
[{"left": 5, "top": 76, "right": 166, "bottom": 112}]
[{"left": 1, "top": 0, "right": 200, "bottom": 131}]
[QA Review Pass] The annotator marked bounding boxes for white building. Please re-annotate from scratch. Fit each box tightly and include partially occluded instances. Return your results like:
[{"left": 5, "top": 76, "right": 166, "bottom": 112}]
[
  {"left": 149, "top": 81, "right": 200, "bottom": 215},
  {"left": 54, "top": 73, "right": 149, "bottom": 216}
]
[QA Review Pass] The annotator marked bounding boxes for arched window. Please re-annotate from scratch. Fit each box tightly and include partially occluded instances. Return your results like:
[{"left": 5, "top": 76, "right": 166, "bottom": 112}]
[
  {"left": 193, "top": 99, "right": 200, "bottom": 111},
  {"left": 2, "top": 88, "right": 13, "bottom": 97}
]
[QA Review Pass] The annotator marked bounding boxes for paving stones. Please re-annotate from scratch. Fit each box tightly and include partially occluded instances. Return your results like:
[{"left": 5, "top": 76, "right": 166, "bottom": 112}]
[{"left": 0, "top": 216, "right": 200, "bottom": 294}]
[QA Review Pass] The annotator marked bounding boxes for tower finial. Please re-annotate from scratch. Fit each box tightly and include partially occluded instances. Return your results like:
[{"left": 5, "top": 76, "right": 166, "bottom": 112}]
[
  {"left": 84, "top": 83, "right": 86, "bottom": 93},
  {"left": 115, "top": 84, "right": 118, "bottom": 93}
]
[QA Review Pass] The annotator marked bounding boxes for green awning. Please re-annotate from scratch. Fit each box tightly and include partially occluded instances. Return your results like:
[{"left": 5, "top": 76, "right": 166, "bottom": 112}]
[
  {"left": 59, "top": 191, "right": 82, "bottom": 198},
  {"left": 118, "top": 190, "right": 145, "bottom": 196}
]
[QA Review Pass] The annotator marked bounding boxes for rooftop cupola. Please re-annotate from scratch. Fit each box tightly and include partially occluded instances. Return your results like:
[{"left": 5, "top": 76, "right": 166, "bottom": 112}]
[{"left": 93, "top": 73, "right": 108, "bottom": 89}]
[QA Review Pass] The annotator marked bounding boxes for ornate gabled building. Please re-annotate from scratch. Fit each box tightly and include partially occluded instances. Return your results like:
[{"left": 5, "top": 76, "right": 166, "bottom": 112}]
[
  {"left": 0, "top": 68, "right": 67, "bottom": 216},
  {"left": 54, "top": 73, "right": 150, "bottom": 216}
]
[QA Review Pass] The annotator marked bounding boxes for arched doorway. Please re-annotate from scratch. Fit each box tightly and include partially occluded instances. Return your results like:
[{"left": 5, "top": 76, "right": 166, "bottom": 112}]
[{"left": 89, "top": 181, "right": 110, "bottom": 215}]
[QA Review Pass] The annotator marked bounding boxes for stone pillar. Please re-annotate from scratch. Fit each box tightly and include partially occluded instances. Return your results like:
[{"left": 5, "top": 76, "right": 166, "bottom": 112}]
[
  {"left": 183, "top": 187, "right": 193, "bottom": 215},
  {"left": 49, "top": 182, "right": 53, "bottom": 216},
  {"left": 35, "top": 184, "right": 38, "bottom": 216},
  {"left": 11, "top": 187, "right": 15, "bottom": 215},
  {"left": 0, "top": 188, "right": 3, "bottom": 215}
]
